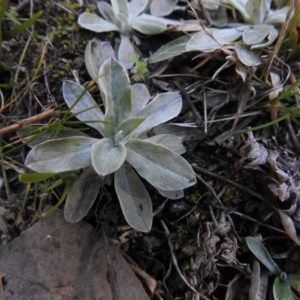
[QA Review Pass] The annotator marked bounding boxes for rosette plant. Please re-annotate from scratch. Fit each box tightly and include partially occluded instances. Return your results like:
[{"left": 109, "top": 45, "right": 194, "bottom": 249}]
[
  {"left": 78, "top": 0, "right": 167, "bottom": 69},
  {"left": 25, "top": 41, "right": 196, "bottom": 232}
]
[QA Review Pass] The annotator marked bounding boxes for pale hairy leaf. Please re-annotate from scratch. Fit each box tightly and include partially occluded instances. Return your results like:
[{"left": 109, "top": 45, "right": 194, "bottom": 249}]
[
  {"left": 97, "top": 1, "right": 117, "bottom": 24},
  {"left": 150, "top": 0, "right": 177, "bottom": 17},
  {"left": 186, "top": 28, "right": 242, "bottom": 51},
  {"left": 64, "top": 167, "right": 102, "bottom": 223},
  {"left": 265, "top": 6, "right": 288, "bottom": 24},
  {"left": 128, "top": 0, "right": 148, "bottom": 19},
  {"left": 226, "top": 0, "right": 250, "bottom": 21},
  {"left": 273, "top": 276, "right": 292, "bottom": 300},
  {"left": 91, "top": 138, "right": 127, "bottom": 176},
  {"left": 149, "top": 34, "right": 192, "bottom": 63},
  {"left": 131, "top": 14, "right": 167, "bottom": 35},
  {"left": 234, "top": 44, "right": 261, "bottom": 66},
  {"left": 126, "top": 140, "right": 196, "bottom": 190},
  {"left": 279, "top": 211, "right": 300, "bottom": 246},
  {"left": 249, "top": 260, "right": 269, "bottom": 300},
  {"left": 130, "top": 92, "right": 182, "bottom": 138},
  {"left": 145, "top": 134, "right": 186, "bottom": 154},
  {"left": 287, "top": 274, "right": 300, "bottom": 291},
  {"left": 242, "top": 24, "right": 273, "bottom": 45},
  {"left": 116, "top": 117, "right": 145, "bottom": 138},
  {"left": 131, "top": 83, "right": 150, "bottom": 116},
  {"left": 250, "top": 27, "right": 278, "bottom": 49},
  {"left": 245, "top": 0, "right": 269, "bottom": 24},
  {"left": 115, "top": 164, "right": 152, "bottom": 232},
  {"left": 98, "top": 57, "right": 132, "bottom": 126},
  {"left": 84, "top": 39, "right": 115, "bottom": 81},
  {"left": 155, "top": 187, "right": 184, "bottom": 199},
  {"left": 63, "top": 80, "right": 105, "bottom": 135},
  {"left": 245, "top": 237, "right": 282, "bottom": 276},
  {"left": 78, "top": 13, "right": 119, "bottom": 32},
  {"left": 118, "top": 34, "right": 135, "bottom": 69},
  {"left": 25, "top": 137, "right": 98, "bottom": 173},
  {"left": 111, "top": 0, "right": 129, "bottom": 19}
]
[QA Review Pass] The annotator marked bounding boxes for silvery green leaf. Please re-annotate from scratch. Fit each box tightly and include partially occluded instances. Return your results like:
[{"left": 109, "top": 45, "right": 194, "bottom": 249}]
[
  {"left": 145, "top": 134, "right": 186, "bottom": 154},
  {"left": 97, "top": 1, "right": 118, "bottom": 24},
  {"left": 25, "top": 136, "right": 98, "bottom": 173},
  {"left": 130, "top": 14, "right": 167, "bottom": 35},
  {"left": 226, "top": 0, "right": 250, "bottom": 21},
  {"left": 156, "top": 187, "right": 184, "bottom": 199},
  {"left": 130, "top": 92, "right": 182, "bottom": 138},
  {"left": 84, "top": 39, "right": 115, "bottom": 81},
  {"left": 150, "top": 0, "right": 177, "bottom": 17},
  {"left": 250, "top": 27, "right": 278, "bottom": 49},
  {"left": 245, "top": 237, "right": 282, "bottom": 276},
  {"left": 118, "top": 34, "right": 135, "bottom": 69},
  {"left": 63, "top": 80, "right": 105, "bottom": 135},
  {"left": 154, "top": 123, "right": 202, "bottom": 141},
  {"left": 242, "top": 24, "right": 273, "bottom": 45},
  {"left": 91, "top": 138, "right": 127, "bottom": 176},
  {"left": 186, "top": 28, "right": 242, "bottom": 51},
  {"left": 245, "top": 0, "right": 269, "bottom": 24},
  {"left": 64, "top": 167, "right": 102, "bottom": 223},
  {"left": 98, "top": 57, "right": 132, "bottom": 126},
  {"left": 273, "top": 276, "right": 292, "bottom": 300},
  {"left": 128, "top": 0, "right": 148, "bottom": 19},
  {"left": 116, "top": 117, "right": 145, "bottom": 138},
  {"left": 117, "top": 12, "right": 130, "bottom": 34},
  {"left": 249, "top": 260, "right": 268, "bottom": 300},
  {"left": 265, "top": 6, "right": 288, "bottom": 24},
  {"left": 234, "top": 44, "right": 261, "bottom": 66},
  {"left": 18, "top": 125, "right": 88, "bottom": 148},
  {"left": 287, "top": 274, "right": 300, "bottom": 291},
  {"left": 149, "top": 34, "right": 192, "bottom": 63},
  {"left": 111, "top": 0, "right": 129, "bottom": 19},
  {"left": 131, "top": 83, "right": 150, "bottom": 116},
  {"left": 115, "top": 164, "right": 152, "bottom": 232},
  {"left": 126, "top": 140, "right": 196, "bottom": 190},
  {"left": 78, "top": 13, "right": 119, "bottom": 32}
]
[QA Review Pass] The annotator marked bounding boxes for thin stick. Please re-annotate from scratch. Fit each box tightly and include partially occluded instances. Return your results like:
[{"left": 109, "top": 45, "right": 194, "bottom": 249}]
[
  {"left": 0, "top": 109, "right": 56, "bottom": 136},
  {"left": 161, "top": 220, "right": 210, "bottom": 300}
]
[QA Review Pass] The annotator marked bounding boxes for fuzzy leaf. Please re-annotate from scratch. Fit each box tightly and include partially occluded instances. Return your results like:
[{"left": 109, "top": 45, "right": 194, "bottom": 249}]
[
  {"left": 131, "top": 83, "right": 150, "bottom": 116},
  {"left": 156, "top": 187, "right": 184, "bottom": 199},
  {"left": 126, "top": 140, "right": 196, "bottom": 190},
  {"left": 91, "top": 138, "right": 127, "bottom": 176},
  {"left": 149, "top": 34, "right": 192, "bottom": 63},
  {"left": 234, "top": 44, "right": 262, "bottom": 67},
  {"left": 63, "top": 80, "right": 105, "bottom": 135},
  {"left": 287, "top": 274, "right": 300, "bottom": 291},
  {"left": 25, "top": 137, "right": 98, "bottom": 173},
  {"left": 115, "top": 164, "right": 152, "bottom": 232},
  {"left": 84, "top": 39, "right": 115, "bottom": 81},
  {"left": 64, "top": 167, "right": 102, "bottom": 223},
  {"left": 265, "top": 6, "right": 288, "bottom": 24},
  {"left": 118, "top": 34, "right": 135, "bottom": 69},
  {"left": 128, "top": 0, "right": 148, "bottom": 19},
  {"left": 116, "top": 117, "right": 145, "bottom": 138},
  {"left": 150, "top": 0, "right": 177, "bottom": 17},
  {"left": 145, "top": 134, "right": 186, "bottom": 154},
  {"left": 130, "top": 92, "right": 182, "bottom": 138},
  {"left": 245, "top": 237, "right": 282, "bottom": 276},
  {"left": 186, "top": 28, "right": 242, "bottom": 51},
  {"left": 111, "top": 0, "right": 129, "bottom": 19},
  {"left": 242, "top": 24, "right": 273, "bottom": 45},
  {"left": 78, "top": 13, "right": 119, "bottom": 32},
  {"left": 98, "top": 58, "right": 132, "bottom": 130},
  {"left": 273, "top": 276, "right": 292, "bottom": 300},
  {"left": 131, "top": 14, "right": 167, "bottom": 35},
  {"left": 97, "top": 1, "right": 118, "bottom": 24}
]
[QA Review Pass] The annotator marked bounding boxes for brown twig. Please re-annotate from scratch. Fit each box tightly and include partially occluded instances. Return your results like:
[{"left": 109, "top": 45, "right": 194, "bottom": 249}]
[{"left": 0, "top": 109, "right": 56, "bottom": 136}]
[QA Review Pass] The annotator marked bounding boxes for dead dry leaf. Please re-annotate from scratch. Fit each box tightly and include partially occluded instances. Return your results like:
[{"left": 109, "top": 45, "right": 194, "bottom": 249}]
[{"left": 0, "top": 208, "right": 150, "bottom": 300}]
